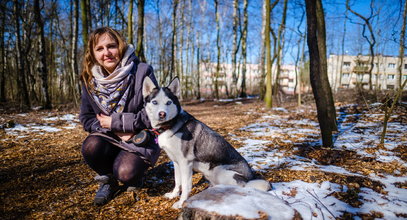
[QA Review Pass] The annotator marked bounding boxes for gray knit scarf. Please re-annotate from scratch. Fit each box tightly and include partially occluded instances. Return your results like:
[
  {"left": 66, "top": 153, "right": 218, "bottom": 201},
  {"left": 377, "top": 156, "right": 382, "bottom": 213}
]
[{"left": 91, "top": 45, "right": 137, "bottom": 114}]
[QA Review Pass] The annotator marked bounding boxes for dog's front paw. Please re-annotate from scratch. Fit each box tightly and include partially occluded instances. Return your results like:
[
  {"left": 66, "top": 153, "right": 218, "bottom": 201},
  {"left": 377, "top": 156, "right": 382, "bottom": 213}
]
[
  {"left": 171, "top": 200, "right": 183, "bottom": 209},
  {"left": 164, "top": 191, "right": 179, "bottom": 199}
]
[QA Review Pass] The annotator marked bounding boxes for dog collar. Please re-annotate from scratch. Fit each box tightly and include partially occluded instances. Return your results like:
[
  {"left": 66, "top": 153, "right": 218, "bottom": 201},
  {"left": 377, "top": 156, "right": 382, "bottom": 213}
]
[{"left": 150, "top": 127, "right": 169, "bottom": 136}]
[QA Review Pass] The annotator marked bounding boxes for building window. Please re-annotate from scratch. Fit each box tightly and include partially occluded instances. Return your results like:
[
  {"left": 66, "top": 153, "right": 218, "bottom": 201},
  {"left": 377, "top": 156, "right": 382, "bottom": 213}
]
[
  {"left": 388, "top": 63, "right": 396, "bottom": 68},
  {"left": 387, "top": 85, "right": 394, "bottom": 89},
  {"left": 403, "top": 75, "right": 407, "bottom": 80},
  {"left": 387, "top": 74, "right": 395, "bottom": 80},
  {"left": 343, "top": 62, "right": 351, "bottom": 67},
  {"left": 289, "top": 79, "right": 294, "bottom": 83},
  {"left": 342, "top": 73, "right": 350, "bottom": 78},
  {"left": 341, "top": 84, "right": 349, "bottom": 88},
  {"left": 404, "top": 64, "right": 407, "bottom": 69}
]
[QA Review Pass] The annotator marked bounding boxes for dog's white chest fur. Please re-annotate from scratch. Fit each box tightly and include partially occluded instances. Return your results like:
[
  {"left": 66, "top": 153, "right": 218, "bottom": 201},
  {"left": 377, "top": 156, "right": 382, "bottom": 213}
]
[{"left": 157, "top": 131, "right": 190, "bottom": 162}]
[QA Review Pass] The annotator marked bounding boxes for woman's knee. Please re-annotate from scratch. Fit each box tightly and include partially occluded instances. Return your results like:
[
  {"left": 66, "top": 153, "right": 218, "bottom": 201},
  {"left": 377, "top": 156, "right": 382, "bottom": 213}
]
[
  {"left": 81, "top": 135, "right": 113, "bottom": 158},
  {"left": 113, "top": 154, "right": 148, "bottom": 185}
]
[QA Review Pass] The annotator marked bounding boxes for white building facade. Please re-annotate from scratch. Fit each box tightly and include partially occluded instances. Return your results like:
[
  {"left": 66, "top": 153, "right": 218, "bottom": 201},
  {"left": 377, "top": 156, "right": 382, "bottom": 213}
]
[
  {"left": 196, "top": 55, "right": 407, "bottom": 97},
  {"left": 327, "top": 54, "right": 407, "bottom": 91}
]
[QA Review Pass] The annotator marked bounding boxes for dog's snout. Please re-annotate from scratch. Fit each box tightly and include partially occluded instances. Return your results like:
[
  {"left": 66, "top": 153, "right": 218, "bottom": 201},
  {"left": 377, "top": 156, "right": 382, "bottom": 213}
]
[{"left": 159, "top": 111, "right": 166, "bottom": 119}]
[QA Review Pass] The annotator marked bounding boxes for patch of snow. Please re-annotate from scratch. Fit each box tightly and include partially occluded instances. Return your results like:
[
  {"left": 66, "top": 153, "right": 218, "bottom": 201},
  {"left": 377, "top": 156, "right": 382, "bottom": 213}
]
[
  {"left": 272, "top": 180, "right": 357, "bottom": 219},
  {"left": 232, "top": 105, "right": 407, "bottom": 218},
  {"left": 43, "top": 114, "right": 78, "bottom": 122},
  {"left": 272, "top": 107, "right": 288, "bottom": 112},
  {"left": 187, "top": 185, "right": 296, "bottom": 220}
]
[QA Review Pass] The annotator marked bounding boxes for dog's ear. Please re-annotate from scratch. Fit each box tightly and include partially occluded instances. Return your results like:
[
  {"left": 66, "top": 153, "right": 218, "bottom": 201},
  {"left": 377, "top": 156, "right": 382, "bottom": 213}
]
[
  {"left": 167, "top": 77, "right": 180, "bottom": 97},
  {"left": 142, "top": 77, "right": 157, "bottom": 98}
]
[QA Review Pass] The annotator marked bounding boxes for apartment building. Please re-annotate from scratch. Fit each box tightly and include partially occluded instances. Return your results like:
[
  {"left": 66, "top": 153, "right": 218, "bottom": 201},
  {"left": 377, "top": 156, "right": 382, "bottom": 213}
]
[
  {"left": 195, "top": 54, "right": 406, "bottom": 97},
  {"left": 198, "top": 62, "right": 303, "bottom": 97},
  {"left": 327, "top": 54, "right": 407, "bottom": 91}
]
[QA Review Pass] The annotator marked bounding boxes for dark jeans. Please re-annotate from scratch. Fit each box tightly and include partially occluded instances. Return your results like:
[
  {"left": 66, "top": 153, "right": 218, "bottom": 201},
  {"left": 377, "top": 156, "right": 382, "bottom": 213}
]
[{"left": 81, "top": 135, "right": 149, "bottom": 186}]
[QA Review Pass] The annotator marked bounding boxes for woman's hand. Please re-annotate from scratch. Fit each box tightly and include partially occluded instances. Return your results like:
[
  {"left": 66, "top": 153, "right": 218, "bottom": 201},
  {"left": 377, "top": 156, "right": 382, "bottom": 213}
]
[
  {"left": 114, "top": 132, "right": 133, "bottom": 142},
  {"left": 96, "top": 114, "right": 112, "bottom": 129}
]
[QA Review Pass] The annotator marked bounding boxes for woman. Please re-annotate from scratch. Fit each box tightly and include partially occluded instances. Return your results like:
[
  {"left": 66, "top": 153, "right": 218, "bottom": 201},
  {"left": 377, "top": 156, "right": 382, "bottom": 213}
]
[{"left": 79, "top": 27, "right": 160, "bottom": 205}]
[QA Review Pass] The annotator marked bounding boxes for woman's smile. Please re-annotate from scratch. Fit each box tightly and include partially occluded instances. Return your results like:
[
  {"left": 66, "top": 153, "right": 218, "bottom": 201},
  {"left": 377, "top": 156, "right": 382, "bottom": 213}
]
[{"left": 93, "top": 33, "right": 120, "bottom": 74}]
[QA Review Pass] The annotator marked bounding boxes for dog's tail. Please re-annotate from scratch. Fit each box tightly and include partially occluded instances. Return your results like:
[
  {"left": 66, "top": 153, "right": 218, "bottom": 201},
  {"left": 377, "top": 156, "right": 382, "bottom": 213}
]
[{"left": 245, "top": 179, "right": 271, "bottom": 191}]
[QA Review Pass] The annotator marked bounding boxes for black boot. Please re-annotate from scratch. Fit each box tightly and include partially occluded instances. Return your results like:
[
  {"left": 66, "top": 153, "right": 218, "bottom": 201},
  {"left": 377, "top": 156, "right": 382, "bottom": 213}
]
[{"left": 93, "top": 174, "right": 120, "bottom": 206}]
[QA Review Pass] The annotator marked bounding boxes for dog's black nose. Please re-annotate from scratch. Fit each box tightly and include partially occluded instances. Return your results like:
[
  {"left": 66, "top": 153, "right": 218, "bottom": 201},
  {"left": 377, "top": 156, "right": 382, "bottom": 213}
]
[{"left": 159, "top": 111, "right": 166, "bottom": 119}]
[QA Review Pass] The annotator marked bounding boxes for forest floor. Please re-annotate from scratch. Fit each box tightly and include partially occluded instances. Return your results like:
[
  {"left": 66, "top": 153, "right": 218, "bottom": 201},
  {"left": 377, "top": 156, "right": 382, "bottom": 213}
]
[{"left": 0, "top": 93, "right": 406, "bottom": 219}]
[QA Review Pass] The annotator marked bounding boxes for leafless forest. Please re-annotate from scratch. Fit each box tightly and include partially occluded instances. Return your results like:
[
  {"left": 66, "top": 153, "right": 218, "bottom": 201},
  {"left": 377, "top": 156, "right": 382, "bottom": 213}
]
[{"left": 1, "top": 0, "right": 407, "bottom": 219}]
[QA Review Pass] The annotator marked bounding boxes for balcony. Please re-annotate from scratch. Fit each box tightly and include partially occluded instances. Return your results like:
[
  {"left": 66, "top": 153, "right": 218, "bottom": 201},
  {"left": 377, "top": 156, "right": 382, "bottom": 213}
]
[{"left": 353, "top": 66, "right": 370, "bottom": 73}]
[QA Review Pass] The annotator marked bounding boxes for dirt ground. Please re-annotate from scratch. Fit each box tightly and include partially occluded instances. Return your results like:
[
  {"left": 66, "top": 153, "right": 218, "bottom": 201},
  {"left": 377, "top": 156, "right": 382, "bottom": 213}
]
[{"left": 0, "top": 97, "right": 405, "bottom": 219}]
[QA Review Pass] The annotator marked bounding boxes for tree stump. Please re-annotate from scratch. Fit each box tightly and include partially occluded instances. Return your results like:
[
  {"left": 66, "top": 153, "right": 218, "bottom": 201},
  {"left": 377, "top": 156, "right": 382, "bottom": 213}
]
[{"left": 179, "top": 185, "right": 301, "bottom": 220}]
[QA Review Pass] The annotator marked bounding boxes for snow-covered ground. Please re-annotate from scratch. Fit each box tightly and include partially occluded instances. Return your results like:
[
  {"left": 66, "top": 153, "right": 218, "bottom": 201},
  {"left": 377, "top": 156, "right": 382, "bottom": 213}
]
[
  {"left": 4, "top": 114, "right": 79, "bottom": 137},
  {"left": 3, "top": 105, "right": 406, "bottom": 219},
  {"left": 235, "top": 104, "right": 407, "bottom": 219}
]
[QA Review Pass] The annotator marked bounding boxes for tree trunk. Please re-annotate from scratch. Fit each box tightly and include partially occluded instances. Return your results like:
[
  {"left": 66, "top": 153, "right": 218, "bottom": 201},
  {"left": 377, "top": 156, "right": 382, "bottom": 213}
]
[
  {"left": 0, "top": 7, "right": 5, "bottom": 102},
  {"left": 179, "top": 0, "right": 185, "bottom": 98},
  {"left": 214, "top": 0, "right": 220, "bottom": 99},
  {"left": 128, "top": 0, "right": 134, "bottom": 45},
  {"left": 136, "top": 0, "right": 146, "bottom": 62},
  {"left": 14, "top": 0, "right": 30, "bottom": 109},
  {"left": 338, "top": 11, "right": 348, "bottom": 91},
  {"left": 397, "top": 0, "right": 407, "bottom": 88},
  {"left": 381, "top": 0, "right": 407, "bottom": 144},
  {"left": 196, "top": 47, "right": 201, "bottom": 99},
  {"left": 272, "top": 0, "right": 288, "bottom": 97},
  {"left": 231, "top": 0, "right": 239, "bottom": 97},
  {"left": 80, "top": 0, "right": 89, "bottom": 48},
  {"left": 34, "top": 0, "right": 52, "bottom": 109},
  {"left": 316, "top": 0, "right": 337, "bottom": 131},
  {"left": 239, "top": 0, "right": 248, "bottom": 98},
  {"left": 305, "top": 0, "right": 337, "bottom": 147},
  {"left": 259, "top": 1, "right": 266, "bottom": 100},
  {"left": 170, "top": 0, "right": 179, "bottom": 81},
  {"left": 264, "top": 0, "right": 272, "bottom": 108},
  {"left": 70, "top": 0, "right": 80, "bottom": 105}
]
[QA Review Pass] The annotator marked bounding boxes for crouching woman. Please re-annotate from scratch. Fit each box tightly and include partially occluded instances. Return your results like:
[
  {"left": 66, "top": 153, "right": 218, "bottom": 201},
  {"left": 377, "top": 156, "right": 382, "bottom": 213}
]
[{"left": 79, "top": 27, "right": 160, "bottom": 205}]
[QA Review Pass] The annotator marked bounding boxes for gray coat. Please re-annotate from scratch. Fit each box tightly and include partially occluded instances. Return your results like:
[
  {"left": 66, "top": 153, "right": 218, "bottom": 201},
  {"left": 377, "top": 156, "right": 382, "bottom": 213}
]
[{"left": 79, "top": 62, "right": 160, "bottom": 166}]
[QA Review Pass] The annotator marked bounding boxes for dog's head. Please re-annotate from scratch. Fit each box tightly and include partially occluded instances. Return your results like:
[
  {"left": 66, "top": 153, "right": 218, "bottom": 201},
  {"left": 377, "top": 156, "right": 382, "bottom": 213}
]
[{"left": 142, "top": 77, "right": 181, "bottom": 128}]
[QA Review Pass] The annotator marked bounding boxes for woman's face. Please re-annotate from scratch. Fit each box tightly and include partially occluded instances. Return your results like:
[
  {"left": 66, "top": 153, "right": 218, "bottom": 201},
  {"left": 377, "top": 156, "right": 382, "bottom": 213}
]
[{"left": 93, "top": 33, "right": 120, "bottom": 74}]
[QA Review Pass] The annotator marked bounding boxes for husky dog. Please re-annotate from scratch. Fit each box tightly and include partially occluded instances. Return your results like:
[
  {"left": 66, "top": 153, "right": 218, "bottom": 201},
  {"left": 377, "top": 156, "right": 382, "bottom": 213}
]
[{"left": 142, "top": 77, "right": 271, "bottom": 209}]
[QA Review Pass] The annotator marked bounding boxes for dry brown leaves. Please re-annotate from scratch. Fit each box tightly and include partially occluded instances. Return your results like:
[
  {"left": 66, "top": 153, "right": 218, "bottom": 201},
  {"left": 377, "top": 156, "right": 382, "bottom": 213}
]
[{"left": 0, "top": 99, "right": 405, "bottom": 219}]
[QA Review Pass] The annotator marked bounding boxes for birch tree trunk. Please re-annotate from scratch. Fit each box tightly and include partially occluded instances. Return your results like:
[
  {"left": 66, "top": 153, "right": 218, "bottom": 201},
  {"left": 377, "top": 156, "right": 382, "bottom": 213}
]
[
  {"left": 214, "top": 0, "right": 220, "bottom": 99},
  {"left": 34, "top": 0, "right": 52, "bottom": 109},
  {"left": 171, "top": 0, "right": 179, "bottom": 81},
  {"left": 259, "top": 1, "right": 267, "bottom": 100},
  {"left": 272, "top": 0, "right": 288, "bottom": 97},
  {"left": 232, "top": 0, "right": 239, "bottom": 97},
  {"left": 239, "top": 0, "right": 248, "bottom": 98},
  {"left": 70, "top": 0, "right": 79, "bottom": 105}
]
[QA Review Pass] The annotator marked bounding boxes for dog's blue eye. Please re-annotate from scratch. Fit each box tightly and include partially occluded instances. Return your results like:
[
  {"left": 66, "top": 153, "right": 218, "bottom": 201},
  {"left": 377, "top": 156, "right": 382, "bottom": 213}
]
[
  {"left": 152, "top": 100, "right": 158, "bottom": 105},
  {"left": 166, "top": 101, "right": 172, "bottom": 105}
]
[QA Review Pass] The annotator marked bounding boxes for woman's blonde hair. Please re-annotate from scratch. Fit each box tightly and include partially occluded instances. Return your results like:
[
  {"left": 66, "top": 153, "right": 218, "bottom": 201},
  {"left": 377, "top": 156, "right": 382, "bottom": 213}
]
[{"left": 81, "top": 27, "right": 128, "bottom": 90}]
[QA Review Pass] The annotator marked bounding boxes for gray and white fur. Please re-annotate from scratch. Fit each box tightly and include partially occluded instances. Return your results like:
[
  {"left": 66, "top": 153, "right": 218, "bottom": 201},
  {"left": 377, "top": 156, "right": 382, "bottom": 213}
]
[{"left": 142, "top": 77, "right": 271, "bottom": 209}]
